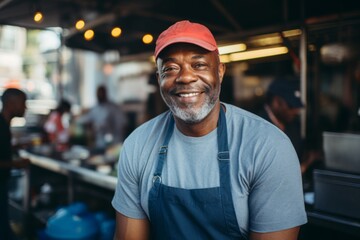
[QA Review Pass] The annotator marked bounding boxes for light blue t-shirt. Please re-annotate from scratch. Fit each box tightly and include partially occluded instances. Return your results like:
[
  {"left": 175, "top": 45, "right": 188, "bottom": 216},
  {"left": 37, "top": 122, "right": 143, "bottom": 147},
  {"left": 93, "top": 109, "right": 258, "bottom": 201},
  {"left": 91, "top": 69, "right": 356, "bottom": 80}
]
[{"left": 112, "top": 103, "right": 307, "bottom": 237}]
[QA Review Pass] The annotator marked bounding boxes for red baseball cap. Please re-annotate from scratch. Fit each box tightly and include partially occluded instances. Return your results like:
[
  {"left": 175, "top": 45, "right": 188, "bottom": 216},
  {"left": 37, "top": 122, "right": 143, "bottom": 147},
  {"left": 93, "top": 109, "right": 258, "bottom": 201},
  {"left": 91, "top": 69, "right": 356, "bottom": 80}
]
[{"left": 154, "top": 20, "right": 218, "bottom": 59}]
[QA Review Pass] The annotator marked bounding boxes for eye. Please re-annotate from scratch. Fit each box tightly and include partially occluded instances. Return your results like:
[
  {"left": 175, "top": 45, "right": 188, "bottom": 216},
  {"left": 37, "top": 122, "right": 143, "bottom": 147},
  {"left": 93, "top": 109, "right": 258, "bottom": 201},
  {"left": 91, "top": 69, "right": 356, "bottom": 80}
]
[
  {"left": 161, "top": 64, "right": 179, "bottom": 77},
  {"left": 163, "top": 66, "right": 176, "bottom": 72},
  {"left": 193, "top": 62, "right": 208, "bottom": 70}
]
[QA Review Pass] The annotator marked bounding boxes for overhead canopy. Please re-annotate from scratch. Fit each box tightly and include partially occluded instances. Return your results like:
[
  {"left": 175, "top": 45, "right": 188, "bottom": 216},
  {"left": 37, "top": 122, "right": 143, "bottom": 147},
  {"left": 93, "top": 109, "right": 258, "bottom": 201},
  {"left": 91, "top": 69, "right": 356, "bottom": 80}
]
[{"left": 0, "top": 0, "right": 359, "bottom": 55}]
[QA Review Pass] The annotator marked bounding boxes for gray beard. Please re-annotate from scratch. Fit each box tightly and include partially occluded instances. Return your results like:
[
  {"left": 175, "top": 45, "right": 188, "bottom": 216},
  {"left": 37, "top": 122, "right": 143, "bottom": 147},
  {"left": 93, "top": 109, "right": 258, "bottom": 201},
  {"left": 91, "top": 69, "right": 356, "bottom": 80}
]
[
  {"left": 169, "top": 100, "right": 215, "bottom": 123},
  {"left": 161, "top": 86, "right": 220, "bottom": 124}
]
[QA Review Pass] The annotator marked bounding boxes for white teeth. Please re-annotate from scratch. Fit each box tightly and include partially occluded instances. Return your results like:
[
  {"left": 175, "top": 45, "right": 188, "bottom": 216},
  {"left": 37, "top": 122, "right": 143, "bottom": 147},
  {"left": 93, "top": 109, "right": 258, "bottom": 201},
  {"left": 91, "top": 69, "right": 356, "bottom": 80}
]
[{"left": 179, "top": 92, "right": 199, "bottom": 97}]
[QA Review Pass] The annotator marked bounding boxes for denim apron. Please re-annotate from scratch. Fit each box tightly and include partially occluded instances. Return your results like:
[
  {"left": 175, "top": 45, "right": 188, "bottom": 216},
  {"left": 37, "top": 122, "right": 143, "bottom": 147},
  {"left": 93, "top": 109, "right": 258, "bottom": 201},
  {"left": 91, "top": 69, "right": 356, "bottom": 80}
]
[{"left": 148, "top": 108, "right": 243, "bottom": 239}]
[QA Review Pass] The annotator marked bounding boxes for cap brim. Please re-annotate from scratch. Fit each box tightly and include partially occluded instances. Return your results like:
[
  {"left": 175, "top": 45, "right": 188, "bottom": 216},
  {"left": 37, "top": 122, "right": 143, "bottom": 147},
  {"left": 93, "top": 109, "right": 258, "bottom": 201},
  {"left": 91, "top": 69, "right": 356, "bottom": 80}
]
[{"left": 288, "top": 99, "right": 304, "bottom": 108}]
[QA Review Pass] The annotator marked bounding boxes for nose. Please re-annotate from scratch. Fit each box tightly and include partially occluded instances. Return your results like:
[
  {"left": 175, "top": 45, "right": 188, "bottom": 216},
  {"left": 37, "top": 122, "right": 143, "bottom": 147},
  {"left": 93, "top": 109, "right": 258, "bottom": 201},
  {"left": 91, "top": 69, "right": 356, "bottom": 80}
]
[{"left": 176, "top": 66, "right": 197, "bottom": 84}]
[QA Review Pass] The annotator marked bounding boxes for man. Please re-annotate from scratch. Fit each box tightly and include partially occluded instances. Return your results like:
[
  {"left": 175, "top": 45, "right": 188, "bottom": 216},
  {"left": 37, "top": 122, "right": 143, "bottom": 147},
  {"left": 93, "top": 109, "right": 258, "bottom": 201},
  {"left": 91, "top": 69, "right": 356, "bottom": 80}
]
[
  {"left": 0, "top": 88, "right": 30, "bottom": 239},
  {"left": 112, "top": 20, "right": 307, "bottom": 240},
  {"left": 77, "top": 85, "right": 127, "bottom": 152},
  {"left": 259, "top": 78, "right": 304, "bottom": 156},
  {"left": 258, "top": 78, "right": 322, "bottom": 175}
]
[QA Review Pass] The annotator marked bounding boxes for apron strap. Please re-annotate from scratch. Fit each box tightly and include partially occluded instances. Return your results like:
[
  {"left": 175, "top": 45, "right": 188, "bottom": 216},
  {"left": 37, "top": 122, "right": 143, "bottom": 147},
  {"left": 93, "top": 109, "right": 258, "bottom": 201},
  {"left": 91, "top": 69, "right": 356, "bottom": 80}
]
[
  {"left": 153, "top": 112, "right": 174, "bottom": 181},
  {"left": 217, "top": 106, "right": 241, "bottom": 236},
  {"left": 217, "top": 105, "right": 229, "bottom": 156}
]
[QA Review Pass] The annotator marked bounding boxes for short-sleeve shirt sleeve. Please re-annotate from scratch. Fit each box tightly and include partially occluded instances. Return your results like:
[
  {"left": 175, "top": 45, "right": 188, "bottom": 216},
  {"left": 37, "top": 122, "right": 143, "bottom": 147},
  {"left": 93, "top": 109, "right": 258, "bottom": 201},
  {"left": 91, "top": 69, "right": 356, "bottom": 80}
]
[
  {"left": 111, "top": 144, "right": 148, "bottom": 219},
  {"left": 248, "top": 137, "right": 307, "bottom": 232}
]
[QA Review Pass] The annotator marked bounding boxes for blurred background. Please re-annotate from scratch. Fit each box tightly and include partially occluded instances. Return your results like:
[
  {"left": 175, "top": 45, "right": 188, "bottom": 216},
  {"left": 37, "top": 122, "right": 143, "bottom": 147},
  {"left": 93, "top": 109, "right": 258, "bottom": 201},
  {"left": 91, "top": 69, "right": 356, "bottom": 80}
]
[{"left": 0, "top": 0, "right": 359, "bottom": 239}]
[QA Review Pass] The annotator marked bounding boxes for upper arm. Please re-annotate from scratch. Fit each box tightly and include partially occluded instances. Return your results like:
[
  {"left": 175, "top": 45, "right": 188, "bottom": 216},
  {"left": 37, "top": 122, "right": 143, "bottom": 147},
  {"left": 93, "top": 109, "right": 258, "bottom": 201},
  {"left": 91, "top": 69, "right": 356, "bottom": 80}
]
[
  {"left": 249, "top": 137, "right": 307, "bottom": 232},
  {"left": 112, "top": 145, "right": 148, "bottom": 219},
  {"left": 114, "top": 212, "right": 150, "bottom": 240},
  {"left": 250, "top": 227, "right": 300, "bottom": 240}
]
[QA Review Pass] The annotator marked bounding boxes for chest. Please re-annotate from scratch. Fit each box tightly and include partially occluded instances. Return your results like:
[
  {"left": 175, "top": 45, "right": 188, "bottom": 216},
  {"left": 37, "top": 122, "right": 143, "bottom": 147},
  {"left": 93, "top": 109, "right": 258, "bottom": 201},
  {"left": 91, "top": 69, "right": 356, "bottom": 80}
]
[{"left": 157, "top": 134, "right": 220, "bottom": 189}]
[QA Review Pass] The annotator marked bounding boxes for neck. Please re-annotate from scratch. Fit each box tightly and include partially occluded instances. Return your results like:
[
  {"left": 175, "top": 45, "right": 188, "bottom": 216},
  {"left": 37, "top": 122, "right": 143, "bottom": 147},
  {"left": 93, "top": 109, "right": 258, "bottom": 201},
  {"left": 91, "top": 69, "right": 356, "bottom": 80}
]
[
  {"left": 174, "top": 102, "right": 221, "bottom": 137},
  {"left": 0, "top": 111, "right": 12, "bottom": 125},
  {"left": 264, "top": 104, "right": 285, "bottom": 131}
]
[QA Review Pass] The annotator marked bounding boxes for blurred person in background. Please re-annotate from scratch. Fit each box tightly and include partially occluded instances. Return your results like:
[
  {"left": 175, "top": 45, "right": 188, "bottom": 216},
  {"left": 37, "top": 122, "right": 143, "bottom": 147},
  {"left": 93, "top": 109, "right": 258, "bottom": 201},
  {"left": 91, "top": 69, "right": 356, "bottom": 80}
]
[
  {"left": 44, "top": 99, "right": 72, "bottom": 151},
  {"left": 77, "top": 85, "right": 128, "bottom": 152},
  {"left": 257, "top": 77, "right": 323, "bottom": 180},
  {"left": 0, "top": 88, "right": 30, "bottom": 240}
]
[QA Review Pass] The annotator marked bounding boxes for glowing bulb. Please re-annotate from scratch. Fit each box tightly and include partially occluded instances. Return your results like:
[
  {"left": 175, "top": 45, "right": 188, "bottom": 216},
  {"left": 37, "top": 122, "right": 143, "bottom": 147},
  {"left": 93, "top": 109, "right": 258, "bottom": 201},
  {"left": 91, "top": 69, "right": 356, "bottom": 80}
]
[
  {"left": 111, "top": 27, "right": 122, "bottom": 37},
  {"left": 84, "top": 30, "right": 94, "bottom": 41},
  {"left": 75, "top": 20, "right": 85, "bottom": 30},
  {"left": 34, "top": 12, "right": 43, "bottom": 23},
  {"left": 142, "top": 34, "right": 153, "bottom": 44}
]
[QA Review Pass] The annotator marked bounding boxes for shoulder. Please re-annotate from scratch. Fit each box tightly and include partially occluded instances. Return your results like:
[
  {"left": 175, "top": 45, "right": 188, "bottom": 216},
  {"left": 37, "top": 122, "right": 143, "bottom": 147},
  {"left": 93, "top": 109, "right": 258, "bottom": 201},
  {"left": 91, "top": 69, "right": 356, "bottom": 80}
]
[
  {"left": 224, "top": 103, "right": 288, "bottom": 141},
  {"left": 123, "top": 111, "right": 171, "bottom": 151},
  {"left": 0, "top": 114, "right": 7, "bottom": 128},
  {"left": 0, "top": 114, "right": 11, "bottom": 135},
  {"left": 119, "top": 111, "right": 171, "bottom": 177},
  {"left": 49, "top": 111, "right": 61, "bottom": 120},
  {"left": 103, "top": 102, "right": 118, "bottom": 110},
  {"left": 224, "top": 103, "right": 295, "bottom": 174}
]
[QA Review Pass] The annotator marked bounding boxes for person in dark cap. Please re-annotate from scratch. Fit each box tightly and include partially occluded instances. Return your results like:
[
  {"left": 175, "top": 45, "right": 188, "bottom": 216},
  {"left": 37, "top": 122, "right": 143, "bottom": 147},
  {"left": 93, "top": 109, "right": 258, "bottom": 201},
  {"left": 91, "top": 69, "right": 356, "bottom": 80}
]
[
  {"left": 258, "top": 77, "right": 322, "bottom": 176},
  {"left": 259, "top": 78, "right": 303, "bottom": 153},
  {"left": 265, "top": 78, "right": 304, "bottom": 127},
  {"left": 0, "top": 88, "right": 30, "bottom": 239},
  {"left": 112, "top": 20, "right": 307, "bottom": 240}
]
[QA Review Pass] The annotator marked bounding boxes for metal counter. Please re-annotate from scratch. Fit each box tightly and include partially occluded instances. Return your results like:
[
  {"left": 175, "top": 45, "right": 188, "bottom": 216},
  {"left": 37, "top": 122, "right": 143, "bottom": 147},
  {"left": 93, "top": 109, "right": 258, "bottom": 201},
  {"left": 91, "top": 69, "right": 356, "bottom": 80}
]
[
  {"left": 19, "top": 149, "right": 117, "bottom": 191},
  {"left": 307, "top": 210, "right": 360, "bottom": 237}
]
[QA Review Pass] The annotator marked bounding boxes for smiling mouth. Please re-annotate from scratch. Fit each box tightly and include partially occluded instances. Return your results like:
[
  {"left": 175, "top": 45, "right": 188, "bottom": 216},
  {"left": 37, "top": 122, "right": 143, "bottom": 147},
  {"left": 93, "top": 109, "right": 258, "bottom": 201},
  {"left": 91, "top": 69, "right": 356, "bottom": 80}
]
[{"left": 177, "top": 92, "right": 200, "bottom": 98}]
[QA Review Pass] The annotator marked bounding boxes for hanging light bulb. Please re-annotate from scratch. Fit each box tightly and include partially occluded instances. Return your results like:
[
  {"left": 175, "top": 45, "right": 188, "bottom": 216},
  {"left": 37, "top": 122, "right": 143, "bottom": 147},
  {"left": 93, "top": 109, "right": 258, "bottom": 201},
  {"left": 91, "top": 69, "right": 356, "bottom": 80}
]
[
  {"left": 33, "top": 11, "right": 43, "bottom": 23},
  {"left": 75, "top": 19, "right": 85, "bottom": 30},
  {"left": 142, "top": 34, "right": 153, "bottom": 44},
  {"left": 111, "top": 27, "right": 122, "bottom": 38},
  {"left": 84, "top": 29, "right": 94, "bottom": 41}
]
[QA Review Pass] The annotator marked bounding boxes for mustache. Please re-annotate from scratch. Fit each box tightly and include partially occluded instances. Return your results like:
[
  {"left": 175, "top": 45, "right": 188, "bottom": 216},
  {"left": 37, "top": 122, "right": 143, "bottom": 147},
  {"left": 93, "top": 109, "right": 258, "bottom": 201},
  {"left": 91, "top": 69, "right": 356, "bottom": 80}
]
[{"left": 169, "top": 84, "right": 210, "bottom": 95}]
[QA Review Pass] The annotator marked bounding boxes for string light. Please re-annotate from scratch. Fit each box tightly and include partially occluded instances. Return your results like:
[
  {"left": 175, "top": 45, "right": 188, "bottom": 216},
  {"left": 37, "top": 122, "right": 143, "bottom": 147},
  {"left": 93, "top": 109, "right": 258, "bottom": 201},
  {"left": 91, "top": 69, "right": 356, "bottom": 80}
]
[
  {"left": 75, "top": 20, "right": 85, "bottom": 30},
  {"left": 111, "top": 27, "right": 122, "bottom": 38},
  {"left": 33, "top": 11, "right": 43, "bottom": 23},
  {"left": 142, "top": 34, "right": 153, "bottom": 44},
  {"left": 84, "top": 29, "right": 94, "bottom": 41}
]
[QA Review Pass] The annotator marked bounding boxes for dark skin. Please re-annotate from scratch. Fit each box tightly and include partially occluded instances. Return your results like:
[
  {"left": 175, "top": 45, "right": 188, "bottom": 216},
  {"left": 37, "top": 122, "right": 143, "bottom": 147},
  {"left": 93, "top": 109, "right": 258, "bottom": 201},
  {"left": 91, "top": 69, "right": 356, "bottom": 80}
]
[
  {"left": 270, "top": 96, "right": 301, "bottom": 128},
  {"left": 114, "top": 43, "right": 300, "bottom": 240},
  {"left": 156, "top": 43, "right": 225, "bottom": 137}
]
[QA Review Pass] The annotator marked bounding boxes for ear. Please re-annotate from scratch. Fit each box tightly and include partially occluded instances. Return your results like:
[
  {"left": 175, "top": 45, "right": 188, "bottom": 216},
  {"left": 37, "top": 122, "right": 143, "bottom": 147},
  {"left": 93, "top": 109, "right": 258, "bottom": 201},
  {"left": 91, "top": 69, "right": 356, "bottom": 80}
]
[
  {"left": 218, "top": 62, "right": 226, "bottom": 84},
  {"left": 155, "top": 59, "right": 162, "bottom": 85},
  {"left": 156, "top": 71, "right": 161, "bottom": 85},
  {"left": 273, "top": 96, "right": 287, "bottom": 108}
]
